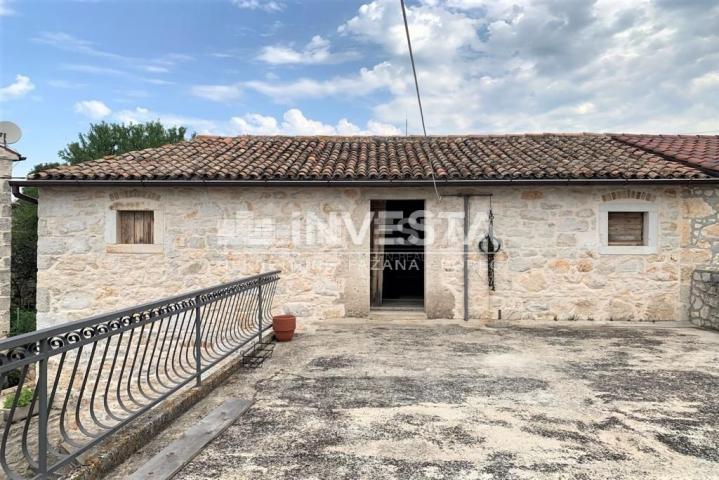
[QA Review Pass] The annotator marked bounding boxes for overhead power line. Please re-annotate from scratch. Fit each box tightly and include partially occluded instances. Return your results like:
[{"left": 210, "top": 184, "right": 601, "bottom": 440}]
[
  {"left": 400, "top": 0, "right": 440, "bottom": 200},
  {"left": 400, "top": 0, "right": 426, "bottom": 137}
]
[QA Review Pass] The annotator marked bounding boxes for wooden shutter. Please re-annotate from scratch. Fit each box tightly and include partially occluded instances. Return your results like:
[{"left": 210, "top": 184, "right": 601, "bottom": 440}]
[
  {"left": 608, "top": 212, "right": 644, "bottom": 246},
  {"left": 118, "top": 211, "right": 154, "bottom": 244}
]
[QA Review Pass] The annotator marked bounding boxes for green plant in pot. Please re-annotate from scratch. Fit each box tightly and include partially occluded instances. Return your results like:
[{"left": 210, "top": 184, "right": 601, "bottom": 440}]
[
  {"left": 3, "top": 387, "right": 34, "bottom": 423},
  {"left": 272, "top": 314, "right": 296, "bottom": 342}
]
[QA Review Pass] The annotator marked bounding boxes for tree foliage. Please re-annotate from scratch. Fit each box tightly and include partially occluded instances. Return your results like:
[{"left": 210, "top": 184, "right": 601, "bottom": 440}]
[
  {"left": 58, "top": 121, "right": 188, "bottom": 164},
  {"left": 11, "top": 187, "right": 38, "bottom": 310}
]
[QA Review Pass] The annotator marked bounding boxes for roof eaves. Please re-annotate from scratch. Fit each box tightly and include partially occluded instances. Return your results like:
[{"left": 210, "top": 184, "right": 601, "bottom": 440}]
[
  {"left": 0, "top": 145, "right": 25, "bottom": 161},
  {"left": 11, "top": 177, "right": 719, "bottom": 188}
]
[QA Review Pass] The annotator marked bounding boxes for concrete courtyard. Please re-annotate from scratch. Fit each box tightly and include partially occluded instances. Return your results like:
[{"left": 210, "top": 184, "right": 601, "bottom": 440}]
[{"left": 112, "top": 320, "right": 719, "bottom": 480}]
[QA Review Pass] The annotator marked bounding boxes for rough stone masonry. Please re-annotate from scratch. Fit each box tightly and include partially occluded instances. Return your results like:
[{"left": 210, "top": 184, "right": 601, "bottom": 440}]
[
  {"left": 0, "top": 147, "right": 19, "bottom": 338},
  {"left": 689, "top": 266, "right": 719, "bottom": 329},
  {"left": 33, "top": 184, "right": 719, "bottom": 327}
]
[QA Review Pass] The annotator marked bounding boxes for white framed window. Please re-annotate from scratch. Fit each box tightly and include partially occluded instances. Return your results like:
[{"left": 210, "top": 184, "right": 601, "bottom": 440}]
[
  {"left": 598, "top": 202, "right": 658, "bottom": 255},
  {"left": 105, "top": 198, "right": 164, "bottom": 254}
]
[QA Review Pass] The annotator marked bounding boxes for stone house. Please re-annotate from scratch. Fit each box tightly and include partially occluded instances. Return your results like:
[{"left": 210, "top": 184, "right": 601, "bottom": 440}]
[{"left": 12, "top": 134, "right": 719, "bottom": 328}]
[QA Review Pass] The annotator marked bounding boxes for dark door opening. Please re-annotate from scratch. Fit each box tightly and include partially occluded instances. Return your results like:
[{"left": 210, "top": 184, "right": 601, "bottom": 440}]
[{"left": 370, "top": 200, "right": 425, "bottom": 310}]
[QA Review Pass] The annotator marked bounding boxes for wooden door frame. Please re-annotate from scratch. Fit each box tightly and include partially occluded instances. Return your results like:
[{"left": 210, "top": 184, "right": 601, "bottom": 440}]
[{"left": 369, "top": 200, "right": 386, "bottom": 307}]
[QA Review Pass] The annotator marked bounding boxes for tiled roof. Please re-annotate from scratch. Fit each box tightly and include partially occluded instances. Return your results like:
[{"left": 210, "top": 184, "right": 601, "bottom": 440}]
[
  {"left": 612, "top": 134, "right": 719, "bottom": 172},
  {"left": 28, "top": 134, "right": 718, "bottom": 182},
  {"left": 0, "top": 145, "right": 24, "bottom": 161}
]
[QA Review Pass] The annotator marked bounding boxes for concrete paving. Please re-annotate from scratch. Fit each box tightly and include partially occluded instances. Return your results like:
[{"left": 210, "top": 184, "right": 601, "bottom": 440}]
[{"left": 113, "top": 320, "right": 719, "bottom": 480}]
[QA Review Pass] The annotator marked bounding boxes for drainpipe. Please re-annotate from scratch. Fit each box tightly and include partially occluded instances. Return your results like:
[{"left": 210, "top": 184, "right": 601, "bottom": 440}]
[
  {"left": 11, "top": 184, "right": 37, "bottom": 204},
  {"left": 442, "top": 192, "right": 493, "bottom": 322},
  {"left": 463, "top": 195, "right": 469, "bottom": 322}
]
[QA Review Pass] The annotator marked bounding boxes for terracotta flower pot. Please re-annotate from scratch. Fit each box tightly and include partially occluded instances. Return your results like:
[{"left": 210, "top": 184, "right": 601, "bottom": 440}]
[{"left": 272, "top": 315, "right": 296, "bottom": 342}]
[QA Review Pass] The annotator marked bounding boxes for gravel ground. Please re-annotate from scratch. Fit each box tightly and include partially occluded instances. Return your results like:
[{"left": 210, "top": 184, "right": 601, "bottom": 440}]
[{"left": 110, "top": 320, "right": 719, "bottom": 480}]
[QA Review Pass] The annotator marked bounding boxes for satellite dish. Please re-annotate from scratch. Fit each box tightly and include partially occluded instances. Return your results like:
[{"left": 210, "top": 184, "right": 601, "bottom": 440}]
[{"left": 0, "top": 122, "right": 22, "bottom": 145}]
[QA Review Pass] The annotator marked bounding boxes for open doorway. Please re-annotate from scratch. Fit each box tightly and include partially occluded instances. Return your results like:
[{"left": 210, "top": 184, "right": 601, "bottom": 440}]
[{"left": 370, "top": 200, "right": 425, "bottom": 310}]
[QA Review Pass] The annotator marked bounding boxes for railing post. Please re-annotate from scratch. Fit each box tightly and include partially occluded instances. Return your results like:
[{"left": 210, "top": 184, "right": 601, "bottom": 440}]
[
  {"left": 194, "top": 295, "right": 202, "bottom": 386},
  {"left": 257, "top": 282, "right": 263, "bottom": 345},
  {"left": 38, "top": 338, "right": 49, "bottom": 476}
]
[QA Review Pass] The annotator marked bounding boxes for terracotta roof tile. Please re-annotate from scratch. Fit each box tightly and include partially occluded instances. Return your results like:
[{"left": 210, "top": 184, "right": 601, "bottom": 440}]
[
  {"left": 612, "top": 134, "right": 719, "bottom": 172},
  {"left": 28, "top": 134, "right": 717, "bottom": 182}
]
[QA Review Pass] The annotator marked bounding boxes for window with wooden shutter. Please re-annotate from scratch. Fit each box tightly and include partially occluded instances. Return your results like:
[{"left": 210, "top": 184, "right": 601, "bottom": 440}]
[
  {"left": 117, "top": 210, "right": 154, "bottom": 244},
  {"left": 607, "top": 211, "right": 645, "bottom": 246}
]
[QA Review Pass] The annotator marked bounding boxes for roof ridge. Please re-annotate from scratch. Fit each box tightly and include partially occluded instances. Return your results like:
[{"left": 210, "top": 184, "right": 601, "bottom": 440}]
[
  {"left": 611, "top": 133, "right": 719, "bottom": 138},
  {"left": 192, "top": 133, "right": 612, "bottom": 142}
]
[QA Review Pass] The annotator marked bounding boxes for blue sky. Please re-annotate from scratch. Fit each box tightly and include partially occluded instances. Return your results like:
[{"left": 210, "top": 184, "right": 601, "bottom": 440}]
[{"left": 1, "top": 0, "right": 718, "bottom": 177}]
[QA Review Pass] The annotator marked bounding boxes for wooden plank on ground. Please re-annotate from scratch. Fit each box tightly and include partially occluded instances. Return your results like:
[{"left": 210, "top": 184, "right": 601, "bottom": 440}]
[{"left": 127, "top": 399, "right": 253, "bottom": 480}]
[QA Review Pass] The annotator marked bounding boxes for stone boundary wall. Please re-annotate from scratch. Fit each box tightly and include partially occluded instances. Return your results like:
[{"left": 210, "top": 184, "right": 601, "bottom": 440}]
[
  {"left": 0, "top": 152, "right": 13, "bottom": 338},
  {"left": 689, "top": 266, "right": 719, "bottom": 329}
]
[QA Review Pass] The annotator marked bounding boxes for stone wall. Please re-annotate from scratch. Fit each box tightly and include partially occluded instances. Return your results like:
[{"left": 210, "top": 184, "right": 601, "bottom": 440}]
[
  {"left": 0, "top": 151, "right": 14, "bottom": 338},
  {"left": 35, "top": 184, "right": 719, "bottom": 327},
  {"left": 689, "top": 266, "right": 719, "bottom": 329}
]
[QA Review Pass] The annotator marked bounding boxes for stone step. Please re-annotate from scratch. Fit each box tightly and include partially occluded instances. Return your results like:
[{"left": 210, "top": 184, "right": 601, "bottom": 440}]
[{"left": 369, "top": 309, "right": 427, "bottom": 321}]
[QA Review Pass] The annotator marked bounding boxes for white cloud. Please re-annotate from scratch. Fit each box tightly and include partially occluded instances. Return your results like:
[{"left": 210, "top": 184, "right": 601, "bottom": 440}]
[
  {"left": 0, "top": 75, "right": 35, "bottom": 101},
  {"left": 339, "top": 0, "right": 480, "bottom": 60},
  {"left": 573, "top": 102, "right": 597, "bottom": 115},
  {"left": 111, "top": 106, "right": 399, "bottom": 136},
  {"left": 232, "top": 109, "right": 401, "bottom": 135},
  {"left": 249, "top": 62, "right": 405, "bottom": 100},
  {"left": 48, "top": 79, "right": 87, "bottom": 89},
  {"left": 277, "top": 109, "right": 336, "bottom": 135},
  {"left": 74, "top": 100, "right": 112, "bottom": 119},
  {"left": 131, "top": 0, "right": 719, "bottom": 136},
  {"left": 113, "top": 107, "right": 219, "bottom": 134},
  {"left": 258, "top": 35, "right": 357, "bottom": 65},
  {"left": 232, "top": 0, "right": 283, "bottom": 12},
  {"left": 34, "top": 32, "right": 126, "bottom": 61},
  {"left": 691, "top": 72, "right": 719, "bottom": 92},
  {"left": 193, "top": 62, "right": 403, "bottom": 102},
  {"left": 329, "top": 0, "right": 719, "bottom": 134},
  {"left": 63, "top": 64, "right": 173, "bottom": 85},
  {"left": 191, "top": 83, "right": 243, "bottom": 102},
  {"left": 35, "top": 32, "right": 191, "bottom": 76},
  {"left": 230, "top": 113, "right": 279, "bottom": 134},
  {"left": 0, "top": 0, "right": 14, "bottom": 15}
]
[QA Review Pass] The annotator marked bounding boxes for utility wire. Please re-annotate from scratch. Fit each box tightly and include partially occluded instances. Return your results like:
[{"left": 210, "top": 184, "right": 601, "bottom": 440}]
[
  {"left": 400, "top": 0, "right": 441, "bottom": 200},
  {"left": 401, "top": 0, "right": 426, "bottom": 137}
]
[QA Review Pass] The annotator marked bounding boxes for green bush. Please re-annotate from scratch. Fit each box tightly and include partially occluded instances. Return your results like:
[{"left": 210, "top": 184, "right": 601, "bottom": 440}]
[
  {"left": 10, "top": 309, "right": 36, "bottom": 337},
  {"left": 2, "top": 370, "right": 21, "bottom": 388},
  {"left": 3, "top": 387, "right": 34, "bottom": 409}
]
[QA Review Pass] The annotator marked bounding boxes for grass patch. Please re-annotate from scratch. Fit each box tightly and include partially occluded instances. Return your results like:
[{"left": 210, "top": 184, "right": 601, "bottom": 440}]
[{"left": 10, "top": 309, "right": 36, "bottom": 337}]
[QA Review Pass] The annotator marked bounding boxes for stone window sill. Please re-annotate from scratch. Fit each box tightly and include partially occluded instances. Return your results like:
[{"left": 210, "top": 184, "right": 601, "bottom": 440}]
[
  {"left": 106, "top": 244, "right": 164, "bottom": 254},
  {"left": 598, "top": 245, "right": 658, "bottom": 255}
]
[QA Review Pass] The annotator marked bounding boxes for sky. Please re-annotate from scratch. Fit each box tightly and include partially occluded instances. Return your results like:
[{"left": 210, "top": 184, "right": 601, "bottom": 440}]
[{"left": 1, "top": 0, "right": 718, "bottom": 177}]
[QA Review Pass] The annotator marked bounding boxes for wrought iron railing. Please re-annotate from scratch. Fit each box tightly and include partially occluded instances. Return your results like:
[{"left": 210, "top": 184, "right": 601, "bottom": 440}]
[{"left": 0, "top": 271, "right": 280, "bottom": 479}]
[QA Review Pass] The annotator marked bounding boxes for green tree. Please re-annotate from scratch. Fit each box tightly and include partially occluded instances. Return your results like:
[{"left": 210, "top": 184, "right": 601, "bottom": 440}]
[
  {"left": 11, "top": 186, "right": 37, "bottom": 311},
  {"left": 58, "top": 121, "right": 188, "bottom": 164},
  {"left": 12, "top": 122, "right": 189, "bottom": 335}
]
